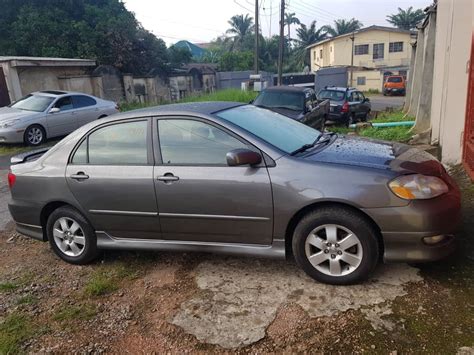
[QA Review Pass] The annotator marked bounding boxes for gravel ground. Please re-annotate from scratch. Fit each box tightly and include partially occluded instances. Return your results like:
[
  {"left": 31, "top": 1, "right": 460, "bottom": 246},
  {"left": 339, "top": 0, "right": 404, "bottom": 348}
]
[{"left": 0, "top": 167, "right": 473, "bottom": 353}]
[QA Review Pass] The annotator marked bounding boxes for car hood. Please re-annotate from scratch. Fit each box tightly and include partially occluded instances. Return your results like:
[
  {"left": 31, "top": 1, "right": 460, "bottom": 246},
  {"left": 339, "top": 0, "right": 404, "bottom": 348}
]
[
  {"left": 308, "top": 135, "right": 444, "bottom": 176},
  {"left": 0, "top": 107, "right": 40, "bottom": 122}
]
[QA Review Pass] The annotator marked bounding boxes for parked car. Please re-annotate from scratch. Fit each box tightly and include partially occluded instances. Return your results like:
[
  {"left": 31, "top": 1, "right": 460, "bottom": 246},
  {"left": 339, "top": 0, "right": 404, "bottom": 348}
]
[
  {"left": 383, "top": 75, "right": 406, "bottom": 96},
  {"left": 317, "top": 87, "right": 371, "bottom": 126},
  {"left": 0, "top": 91, "right": 118, "bottom": 146},
  {"left": 8, "top": 102, "right": 460, "bottom": 285},
  {"left": 252, "top": 86, "right": 329, "bottom": 130}
]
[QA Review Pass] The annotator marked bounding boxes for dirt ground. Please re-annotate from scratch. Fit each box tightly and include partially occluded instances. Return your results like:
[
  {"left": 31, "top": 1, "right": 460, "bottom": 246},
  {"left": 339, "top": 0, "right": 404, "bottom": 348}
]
[{"left": 0, "top": 167, "right": 473, "bottom": 354}]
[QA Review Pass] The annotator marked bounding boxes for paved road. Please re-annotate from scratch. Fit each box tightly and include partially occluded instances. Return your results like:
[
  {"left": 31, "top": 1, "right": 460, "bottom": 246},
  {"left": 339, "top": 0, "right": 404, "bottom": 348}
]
[{"left": 369, "top": 95, "right": 405, "bottom": 111}]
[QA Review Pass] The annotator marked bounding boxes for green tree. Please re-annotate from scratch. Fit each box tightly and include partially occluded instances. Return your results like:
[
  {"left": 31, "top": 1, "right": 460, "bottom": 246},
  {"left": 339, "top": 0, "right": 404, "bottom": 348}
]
[
  {"left": 0, "top": 0, "right": 171, "bottom": 75},
  {"left": 226, "top": 14, "right": 255, "bottom": 51},
  {"left": 294, "top": 21, "right": 327, "bottom": 67},
  {"left": 387, "top": 7, "right": 425, "bottom": 30},
  {"left": 168, "top": 46, "right": 193, "bottom": 67},
  {"left": 219, "top": 51, "right": 254, "bottom": 71},
  {"left": 284, "top": 12, "right": 300, "bottom": 41},
  {"left": 323, "top": 18, "right": 363, "bottom": 37}
]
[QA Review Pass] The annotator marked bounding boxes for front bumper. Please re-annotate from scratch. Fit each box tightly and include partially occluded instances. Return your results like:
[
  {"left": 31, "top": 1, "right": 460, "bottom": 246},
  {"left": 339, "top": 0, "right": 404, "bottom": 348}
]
[
  {"left": 363, "top": 189, "right": 461, "bottom": 263},
  {"left": 384, "top": 88, "right": 406, "bottom": 95},
  {"left": 0, "top": 128, "right": 25, "bottom": 143}
]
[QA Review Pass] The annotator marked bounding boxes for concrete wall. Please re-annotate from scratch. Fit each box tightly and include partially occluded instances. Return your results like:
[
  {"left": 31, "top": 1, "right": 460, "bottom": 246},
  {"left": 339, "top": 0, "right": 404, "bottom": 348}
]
[
  {"left": 310, "top": 30, "right": 412, "bottom": 72},
  {"left": 430, "top": 0, "right": 472, "bottom": 164},
  {"left": 349, "top": 70, "right": 383, "bottom": 91}
]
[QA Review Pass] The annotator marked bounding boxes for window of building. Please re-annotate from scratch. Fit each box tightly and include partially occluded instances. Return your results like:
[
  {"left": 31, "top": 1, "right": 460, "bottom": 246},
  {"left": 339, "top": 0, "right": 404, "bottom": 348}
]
[
  {"left": 72, "top": 121, "right": 148, "bottom": 165},
  {"left": 319, "top": 49, "right": 323, "bottom": 59},
  {"left": 389, "top": 41, "right": 404, "bottom": 53},
  {"left": 354, "top": 44, "right": 369, "bottom": 55},
  {"left": 357, "top": 77, "right": 366, "bottom": 86},
  {"left": 158, "top": 119, "right": 248, "bottom": 165},
  {"left": 373, "top": 43, "right": 385, "bottom": 60}
]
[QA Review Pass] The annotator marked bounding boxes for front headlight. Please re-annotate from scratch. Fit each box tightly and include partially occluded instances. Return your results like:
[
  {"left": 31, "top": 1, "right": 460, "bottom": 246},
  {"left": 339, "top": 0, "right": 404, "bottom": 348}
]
[
  {"left": 389, "top": 174, "right": 449, "bottom": 200},
  {"left": 0, "top": 119, "right": 20, "bottom": 129}
]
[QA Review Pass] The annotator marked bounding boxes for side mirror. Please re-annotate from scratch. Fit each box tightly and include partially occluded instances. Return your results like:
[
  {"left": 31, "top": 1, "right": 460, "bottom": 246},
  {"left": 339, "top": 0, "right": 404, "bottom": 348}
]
[
  {"left": 49, "top": 107, "right": 60, "bottom": 114},
  {"left": 226, "top": 148, "right": 262, "bottom": 167},
  {"left": 363, "top": 98, "right": 370, "bottom": 103}
]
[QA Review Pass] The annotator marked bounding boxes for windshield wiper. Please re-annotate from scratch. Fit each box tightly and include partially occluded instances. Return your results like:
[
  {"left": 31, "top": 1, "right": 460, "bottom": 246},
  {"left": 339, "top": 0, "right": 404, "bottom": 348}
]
[{"left": 290, "top": 132, "right": 336, "bottom": 156}]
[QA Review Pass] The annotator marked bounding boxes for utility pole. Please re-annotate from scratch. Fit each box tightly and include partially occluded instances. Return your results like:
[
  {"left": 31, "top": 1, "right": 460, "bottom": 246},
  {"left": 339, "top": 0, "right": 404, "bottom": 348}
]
[
  {"left": 350, "top": 32, "right": 355, "bottom": 87},
  {"left": 277, "top": 0, "right": 285, "bottom": 85},
  {"left": 254, "top": 0, "right": 259, "bottom": 74}
]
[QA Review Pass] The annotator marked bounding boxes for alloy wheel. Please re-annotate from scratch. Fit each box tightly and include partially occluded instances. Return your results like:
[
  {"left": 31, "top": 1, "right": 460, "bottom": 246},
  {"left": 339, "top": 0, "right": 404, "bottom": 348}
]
[
  {"left": 304, "top": 224, "right": 363, "bottom": 277},
  {"left": 52, "top": 217, "right": 86, "bottom": 257},
  {"left": 27, "top": 127, "right": 43, "bottom": 145}
]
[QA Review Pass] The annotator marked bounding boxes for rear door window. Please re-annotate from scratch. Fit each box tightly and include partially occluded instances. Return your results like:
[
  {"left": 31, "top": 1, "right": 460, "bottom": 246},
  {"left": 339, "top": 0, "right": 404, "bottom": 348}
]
[
  {"left": 73, "top": 95, "right": 97, "bottom": 109},
  {"left": 71, "top": 120, "right": 149, "bottom": 165},
  {"left": 54, "top": 96, "right": 73, "bottom": 111}
]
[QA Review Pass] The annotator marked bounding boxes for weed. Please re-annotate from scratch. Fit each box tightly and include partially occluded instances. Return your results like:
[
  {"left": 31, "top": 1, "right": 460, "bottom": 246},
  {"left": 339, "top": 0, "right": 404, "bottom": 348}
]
[
  {"left": 53, "top": 304, "right": 97, "bottom": 322},
  {"left": 359, "top": 126, "right": 412, "bottom": 142},
  {"left": 0, "top": 283, "right": 18, "bottom": 292},
  {"left": 0, "top": 313, "right": 34, "bottom": 354},
  {"left": 16, "top": 295, "right": 38, "bottom": 306},
  {"left": 83, "top": 272, "right": 119, "bottom": 297}
]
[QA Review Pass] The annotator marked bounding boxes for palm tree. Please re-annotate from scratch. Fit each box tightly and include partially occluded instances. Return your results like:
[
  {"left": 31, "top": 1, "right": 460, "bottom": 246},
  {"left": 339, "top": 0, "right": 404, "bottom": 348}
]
[
  {"left": 226, "top": 14, "right": 254, "bottom": 51},
  {"left": 284, "top": 12, "right": 300, "bottom": 41},
  {"left": 294, "top": 21, "right": 327, "bottom": 67},
  {"left": 387, "top": 7, "right": 425, "bottom": 30},
  {"left": 323, "top": 18, "right": 363, "bottom": 37}
]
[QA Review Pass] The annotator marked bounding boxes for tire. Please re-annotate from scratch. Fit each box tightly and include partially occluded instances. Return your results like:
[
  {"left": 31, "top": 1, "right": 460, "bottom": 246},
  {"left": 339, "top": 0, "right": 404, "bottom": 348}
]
[
  {"left": 292, "top": 207, "right": 379, "bottom": 285},
  {"left": 24, "top": 124, "right": 46, "bottom": 146},
  {"left": 346, "top": 114, "right": 355, "bottom": 127},
  {"left": 361, "top": 110, "right": 370, "bottom": 122},
  {"left": 98, "top": 115, "right": 107, "bottom": 119},
  {"left": 46, "top": 206, "right": 99, "bottom": 265}
]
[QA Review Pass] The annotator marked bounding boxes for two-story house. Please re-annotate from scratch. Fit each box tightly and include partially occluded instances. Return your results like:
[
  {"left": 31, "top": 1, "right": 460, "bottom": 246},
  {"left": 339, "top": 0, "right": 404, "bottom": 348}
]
[{"left": 307, "top": 26, "right": 416, "bottom": 91}]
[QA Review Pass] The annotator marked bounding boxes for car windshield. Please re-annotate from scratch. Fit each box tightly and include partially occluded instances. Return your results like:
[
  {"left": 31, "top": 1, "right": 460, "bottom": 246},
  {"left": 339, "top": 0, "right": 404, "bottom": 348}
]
[
  {"left": 253, "top": 91, "right": 304, "bottom": 111},
  {"left": 217, "top": 105, "right": 320, "bottom": 154},
  {"left": 317, "top": 90, "right": 346, "bottom": 101},
  {"left": 10, "top": 94, "right": 55, "bottom": 112},
  {"left": 387, "top": 77, "right": 403, "bottom": 83}
]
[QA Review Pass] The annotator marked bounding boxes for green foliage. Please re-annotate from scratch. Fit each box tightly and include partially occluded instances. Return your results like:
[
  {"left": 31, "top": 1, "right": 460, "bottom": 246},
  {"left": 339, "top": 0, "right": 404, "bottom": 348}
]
[
  {"left": 0, "top": 282, "right": 18, "bottom": 292},
  {"left": 323, "top": 18, "right": 363, "bottom": 37},
  {"left": 0, "top": 0, "right": 170, "bottom": 75},
  {"left": 0, "top": 313, "right": 35, "bottom": 354},
  {"left": 83, "top": 272, "right": 119, "bottom": 297},
  {"left": 372, "top": 110, "right": 415, "bottom": 123},
  {"left": 53, "top": 304, "right": 97, "bottom": 322},
  {"left": 387, "top": 7, "right": 425, "bottom": 30},
  {"left": 16, "top": 295, "right": 38, "bottom": 306},
  {"left": 226, "top": 14, "right": 255, "bottom": 51},
  {"left": 219, "top": 51, "right": 254, "bottom": 71},
  {"left": 294, "top": 21, "right": 327, "bottom": 67},
  {"left": 168, "top": 46, "right": 193, "bottom": 68},
  {"left": 359, "top": 126, "right": 412, "bottom": 142}
]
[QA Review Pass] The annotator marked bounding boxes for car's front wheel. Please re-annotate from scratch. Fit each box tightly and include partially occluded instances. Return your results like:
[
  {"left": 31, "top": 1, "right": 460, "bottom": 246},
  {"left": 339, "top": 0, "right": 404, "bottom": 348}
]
[
  {"left": 24, "top": 124, "right": 46, "bottom": 146},
  {"left": 292, "top": 207, "right": 379, "bottom": 285},
  {"left": 46, "top": 206, "right": 99, "bottom": 264}
]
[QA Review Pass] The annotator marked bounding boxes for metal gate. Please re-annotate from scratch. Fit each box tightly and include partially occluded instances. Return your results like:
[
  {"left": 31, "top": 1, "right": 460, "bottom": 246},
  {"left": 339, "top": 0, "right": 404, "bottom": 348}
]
[
  {"left": 463, "top": 34, "right": 474, "bottom": 180},
  {"left": 314, "top": 67, "right": 348, "bottom": 93},
  {"left": 0, "top": 67, "right": 11, "bottom": 107}
]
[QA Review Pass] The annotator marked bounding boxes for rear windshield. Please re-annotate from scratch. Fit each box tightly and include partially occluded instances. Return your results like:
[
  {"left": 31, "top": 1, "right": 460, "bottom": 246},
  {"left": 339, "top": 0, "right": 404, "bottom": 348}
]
[
  {"left": 387, "top": 77, "right": 403, "bottom": 83},
  {"left": 317, "top": 90, "right": 346, "bottom": 101},
  {"left": 10, "top": 94, "right": 55, "bottom": 112},
  {"left": 253, "top": 91, "right": 304, "bottom": 111}
]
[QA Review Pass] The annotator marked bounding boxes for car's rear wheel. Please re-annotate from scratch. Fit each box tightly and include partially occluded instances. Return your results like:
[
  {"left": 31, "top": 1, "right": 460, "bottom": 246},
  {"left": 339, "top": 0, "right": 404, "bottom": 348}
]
[
  {"left": 47, "top": 206, "right": 99, "bottom": 264},
  {"left": 24, "top": 125, "right": 46, "bottom": 146},
  {"left": 347, "top": 114, "right": 355, "bottom": 127},
  {"left": 292, "top": 207, "right": 379, "bottom": 285}
]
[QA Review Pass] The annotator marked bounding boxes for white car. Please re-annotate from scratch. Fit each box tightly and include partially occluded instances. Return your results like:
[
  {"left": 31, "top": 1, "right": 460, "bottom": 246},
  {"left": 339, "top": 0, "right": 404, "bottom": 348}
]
[{"left": 0, "top": 91, "right": 119, "bottom": 145}]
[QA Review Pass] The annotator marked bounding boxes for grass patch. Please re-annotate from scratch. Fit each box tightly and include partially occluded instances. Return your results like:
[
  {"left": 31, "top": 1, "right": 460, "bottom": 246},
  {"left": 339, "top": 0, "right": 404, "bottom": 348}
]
[
  {"left": 0, "top": 282, "right": 19, "bottom": 292},
  {"left": 0, "top": 313, "right": 35, "bottom": 354},
  {"left": 0, "top": 139, "right": 61, "bottom": 157},
  {"left": 363, "top": 88, "right": 380, "bottom": 96},
  {"left": 83, "top": 272, "right": 119, "bottom": 297},
  {"left": 371, "top": 110, "right": 415, "bottom": 123},
  {"left": 119, "top": 88, "right": 258, "bottom": 112},
  {"left": 326, "top": 126, "right": 352, "bottom": 135},
  {"left": 53, "top": 304, "right": 97, "bottom": 322},
  {"left": 359, "top": 126, "right": 412, "bottom": 142},
  {"left": 16, "top": 295, "right": 38, "bottom": 306}
]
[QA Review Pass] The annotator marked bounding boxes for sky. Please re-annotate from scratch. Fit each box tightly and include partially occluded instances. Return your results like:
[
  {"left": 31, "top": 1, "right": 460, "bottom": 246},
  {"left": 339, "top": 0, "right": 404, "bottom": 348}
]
[{"left": 123, "top": 0, "right": 432, "bottom": 46}]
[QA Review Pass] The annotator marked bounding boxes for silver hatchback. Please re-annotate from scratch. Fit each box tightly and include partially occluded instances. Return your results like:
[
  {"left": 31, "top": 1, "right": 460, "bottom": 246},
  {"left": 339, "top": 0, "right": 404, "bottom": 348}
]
[
  {"left": 0, "top": 90, "right": 118, "bottom": 146},
  {"left": 8, "top": 102, "right": 461, "bottom": 285}
]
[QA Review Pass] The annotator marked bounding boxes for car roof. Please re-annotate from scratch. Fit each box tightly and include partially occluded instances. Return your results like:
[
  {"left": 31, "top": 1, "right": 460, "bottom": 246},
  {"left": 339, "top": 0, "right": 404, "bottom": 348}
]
[
  {"left": 262, "top": 86, "right": 312, "bottom": 93},
  {"left": 31, "top": 91, "right": 97, "bottom": 98},
  {"left": 320, "top": 87, "right": 357, "bottom": 92},
  {"left": 111, "top": 101, "right": 245, "bottom": 121}
]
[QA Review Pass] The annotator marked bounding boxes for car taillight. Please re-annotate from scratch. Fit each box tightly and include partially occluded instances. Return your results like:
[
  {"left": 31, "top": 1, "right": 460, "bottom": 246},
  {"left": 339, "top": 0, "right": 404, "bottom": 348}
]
[
  {"left": 7, "top": 172, "right": 16, "bottom": 189},
  {"left": 341, "top": 101, "right": 349, "bottom": 113}
]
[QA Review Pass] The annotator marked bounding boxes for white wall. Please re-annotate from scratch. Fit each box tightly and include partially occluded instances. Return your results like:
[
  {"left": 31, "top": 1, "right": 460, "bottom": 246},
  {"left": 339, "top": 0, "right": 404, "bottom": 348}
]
[{"left": 430, "top": 0, "right": 472, "bottom": 164}]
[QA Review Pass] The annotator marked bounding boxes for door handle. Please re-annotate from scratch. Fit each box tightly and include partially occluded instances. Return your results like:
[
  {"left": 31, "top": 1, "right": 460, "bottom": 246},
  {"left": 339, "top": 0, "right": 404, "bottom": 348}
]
[
  {"left": 157, "top": 174, "right": 179, "bottom": 182},
  {"left": 70, "top": 172, "right": 89, "bottom": 181}
]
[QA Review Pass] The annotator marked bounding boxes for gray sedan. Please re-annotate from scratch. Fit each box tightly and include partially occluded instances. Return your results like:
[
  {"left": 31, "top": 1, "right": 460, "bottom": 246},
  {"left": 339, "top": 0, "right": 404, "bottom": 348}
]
[
  {"left": 0, "top": 91, "right": 118, "bottom": 146},
  {"left": 7, "top": 102, "right": 460, "bottom": 285}
]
